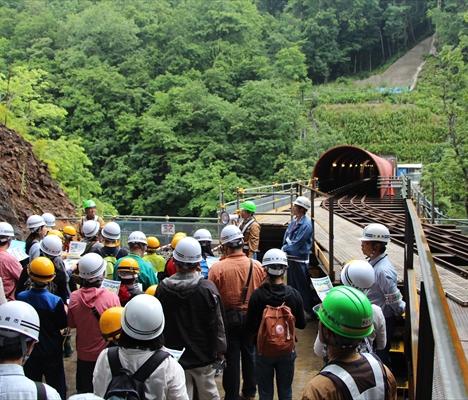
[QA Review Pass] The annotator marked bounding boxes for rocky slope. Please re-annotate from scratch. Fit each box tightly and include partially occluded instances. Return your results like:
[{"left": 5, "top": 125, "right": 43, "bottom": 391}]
[{"left": 0, "top": 124, "right": 76, "bottom": 236}]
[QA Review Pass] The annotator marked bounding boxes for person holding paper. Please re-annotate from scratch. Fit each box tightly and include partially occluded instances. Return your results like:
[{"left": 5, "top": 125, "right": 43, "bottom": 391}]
[
  {"left": 68, "top": 253, "right": 120, "bottom": 394},
  {"left": 0, "top": 222, "right": 22, "bottom": 300},
  {"left": 157, "top": 237, "right": 226, "bottom": 400},
  {"left": 281, "top": 196, "right": 316, "bottom": 318},
  {"left": 93, "top": 294, "right": 189, "bottom": 400}
]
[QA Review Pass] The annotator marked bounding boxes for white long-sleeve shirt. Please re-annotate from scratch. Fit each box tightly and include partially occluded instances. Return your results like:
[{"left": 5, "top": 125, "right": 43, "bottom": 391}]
[
  {"left": 93, "top": 347, "right": 189, "bottom": 400},
  {"left": 314, "top": 304, "right": 387, "bottom": 358},
  {"left": 0, "top": 364, "right": 61, "bottom": 400}
]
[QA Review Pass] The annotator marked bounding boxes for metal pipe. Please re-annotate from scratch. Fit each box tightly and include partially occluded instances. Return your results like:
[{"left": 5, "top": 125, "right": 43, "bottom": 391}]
[{"left": 406, "top": 200, "right": 468, "bottom": 399}]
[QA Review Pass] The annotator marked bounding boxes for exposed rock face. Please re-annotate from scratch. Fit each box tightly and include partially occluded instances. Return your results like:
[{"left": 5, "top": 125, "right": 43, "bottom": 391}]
[{"left": 0, "top": 124, "right": 76, "bottom": 237}]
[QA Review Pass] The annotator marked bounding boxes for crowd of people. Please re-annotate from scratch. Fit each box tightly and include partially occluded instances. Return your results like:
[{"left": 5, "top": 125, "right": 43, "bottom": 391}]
[{"left": 0, "top": 198, "right": 404, "bottom": 399}]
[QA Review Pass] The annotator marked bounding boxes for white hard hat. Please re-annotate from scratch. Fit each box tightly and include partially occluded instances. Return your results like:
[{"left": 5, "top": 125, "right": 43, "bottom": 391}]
[
  {"left": 360, "top": 223, "right": 390, "bottom": 243},
  {"left": 78, "top": 253, "right": 106, "bottom": 281},
  {"left": 0, "top": 301, "right": 40, "bottom": 342},
  {"left": 173, "top": 237, "right": 203, "bottom": 264},
  {"left": 127, "top": 231, "right": 148, "bottom": 245},
  {"left": 82, "top": 220, "right": 100, "bottom": 238},
  {"left": 220, "top": 225, "right": 244, "bottom": 246},
  {"left": 102, "top": 221, "right": 121, "bottom": 241},
  {"left": 341, "top": 260, "right": 375, "bottom": 290},
  {"left": 262, "top": 248, "right": 288, "bottom": 275},
  {"left": 193, "top": 228, "right": 212, "bottom": 242},
  {"left": 121, "top": 294, "right": 165, "bottom": 340},
  {"left": 41, "top": 213, "right": 56, "bottom": 228},
  {"left": 40, "top": 235, "right": 63, "bottom": 257},
  {"left": 0, "top": 222, "right": 15, "bottom": 238},
  {"left": 27, "top": 215, "right": 46, "bottom": 231},
  {"left": 68, "top": 394, "right": 104, "bottom": 400},
  {"left": 293, "top": 196, "right": 311, "bottom": 211}
]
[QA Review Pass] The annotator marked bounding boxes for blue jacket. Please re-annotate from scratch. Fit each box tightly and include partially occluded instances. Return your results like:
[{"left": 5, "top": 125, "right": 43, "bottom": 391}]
[
  {"left": 17, "top": 288, "right": 67, "bottom": 358},
  {"left": 282, "top": 215, "right": 313, "bottom": 260}
]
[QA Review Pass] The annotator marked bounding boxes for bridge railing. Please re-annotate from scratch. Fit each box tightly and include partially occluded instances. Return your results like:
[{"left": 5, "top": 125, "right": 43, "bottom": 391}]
[{"left": 403, "top": 196, "right": 468, "bottom": 399}]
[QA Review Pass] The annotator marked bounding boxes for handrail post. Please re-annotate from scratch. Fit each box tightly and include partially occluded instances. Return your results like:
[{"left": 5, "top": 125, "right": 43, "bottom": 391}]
[
  {"left": 328, "top": 195, "right": 335, "bottom": 282},
  {"left": 415, "top": 282, "right": 435, "bottom": 400},
  {"left": 310, "top": 188, "right": 315, "bottom": 244},
  {"left": 431, "top": 181, "right": 435, "bottom": 224},
  {"left": 290, "top": 186, "right": 294, "bottom": 221}
]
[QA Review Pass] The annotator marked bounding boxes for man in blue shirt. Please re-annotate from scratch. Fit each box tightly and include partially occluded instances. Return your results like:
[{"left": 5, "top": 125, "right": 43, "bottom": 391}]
[
  {"left": 282, "top": 196, "right": 316, "bottom": 317},
  {"left": 17, "top": 257, "right": 68, "bottom": 399}
]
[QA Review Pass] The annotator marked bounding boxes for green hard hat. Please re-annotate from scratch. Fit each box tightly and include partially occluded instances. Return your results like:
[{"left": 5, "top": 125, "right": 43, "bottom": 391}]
[
  {"left": 240, "top": 200, "right": 256, "bottom": 213},
  {"left": 317, "top": 286, "right": 374, "bottom": 339},
  {"left": 83, "top": 199, "right": 97, "bottom": 209}
]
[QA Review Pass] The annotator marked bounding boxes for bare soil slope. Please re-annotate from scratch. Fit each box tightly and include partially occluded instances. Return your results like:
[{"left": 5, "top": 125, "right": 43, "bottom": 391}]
[{"left": 0, "top": 124, "right": 75, "bottom": 235}]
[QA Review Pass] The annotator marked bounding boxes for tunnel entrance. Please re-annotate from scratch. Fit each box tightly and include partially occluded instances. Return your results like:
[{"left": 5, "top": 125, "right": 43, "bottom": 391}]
[{"left": 313, "top": 145, "right": 394, "bottom": 197}]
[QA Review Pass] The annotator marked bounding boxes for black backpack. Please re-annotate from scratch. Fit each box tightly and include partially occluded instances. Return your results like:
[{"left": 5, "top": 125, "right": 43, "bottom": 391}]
[{"left": 104, "top": 347, "right": 170, "bottom": 400}]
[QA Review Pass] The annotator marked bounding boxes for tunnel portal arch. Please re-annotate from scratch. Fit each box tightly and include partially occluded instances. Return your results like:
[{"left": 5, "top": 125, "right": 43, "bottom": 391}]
[{"left": 312, "top": 145, "right": 394, "bottom": 197}]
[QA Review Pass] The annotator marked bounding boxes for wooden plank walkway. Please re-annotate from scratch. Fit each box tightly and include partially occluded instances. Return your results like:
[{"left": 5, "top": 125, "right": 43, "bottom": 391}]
[{"left": 257, "top": 199, "right": 468, "bottom": 357}]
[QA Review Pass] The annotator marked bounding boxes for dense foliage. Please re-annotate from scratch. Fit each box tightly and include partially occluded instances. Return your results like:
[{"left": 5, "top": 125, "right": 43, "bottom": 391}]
[{"left": 0, "top": 0, "right": 464, "bottom": 218}]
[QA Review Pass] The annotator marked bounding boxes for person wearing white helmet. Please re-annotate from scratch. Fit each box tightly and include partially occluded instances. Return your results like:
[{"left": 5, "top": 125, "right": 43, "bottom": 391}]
[
  {"left": 41, "top": 213, "right": 56, "bottom": 229},
  {"left": 0, "top": 301, "right": 61, "bottom": 400},
  {"left": 245, "top": 249, "right": 306, "bottom": 400},
  {"left": 192, "top": 228, "right": 214, "bottom": 279},
  {"left": 95, "top": 221, "right": 128, "bottom": 280},
  {"left": 112, "top": 231, "right": 157, "bottom": 291},
  {"left": 78, "top": 200, "right": 105, "bottom": 239},
  {"left": 209, "top": 225, "right": 265, "bottom": 400},
  {"left": 360, "top": 223, "right": 404, "bottom": 367},
  {"left": 25, "top": 214, "right": 47, "bottom": 263},
  {"left": 313, "top": 259, "right": 387, "bottom": 360},
  {"left": 0, "top": 222, "right": 22, "bottom": 300},
  {"left": 68, "top": 253, "right": 120, "bottom": 394},
  {"left": 81, "top": 220, "right": 103, "bottom": 255},
  {"left": 157, "top": 237, "right": 226, "bottom": 400},
  {"left": 93, "top": 294, "right": 188, "bottom": 399},
  {"left": 281, "top": 195, "right": 316, "bottom": 318}
]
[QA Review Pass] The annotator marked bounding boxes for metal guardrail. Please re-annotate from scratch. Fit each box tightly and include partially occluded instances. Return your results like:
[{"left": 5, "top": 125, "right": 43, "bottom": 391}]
[{"left": 404, "top": 198, "right": 468, "bottom": 399}]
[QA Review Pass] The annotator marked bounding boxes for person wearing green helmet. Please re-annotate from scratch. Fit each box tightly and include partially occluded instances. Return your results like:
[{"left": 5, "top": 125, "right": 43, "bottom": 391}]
[
  {"left": 238, "top": 200, "right": 261, "bottom": 259},
  {"left": 78, "top": 199, "right": 105, "bottom": 239},
  {"left": 302, "top": 286, "right": 396, "bottom": 400}
]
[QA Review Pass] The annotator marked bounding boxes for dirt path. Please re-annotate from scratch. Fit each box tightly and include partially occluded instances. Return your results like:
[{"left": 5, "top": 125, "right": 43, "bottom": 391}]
[{"left": 357, "top": 35, "right": 435, "bottom": 88}]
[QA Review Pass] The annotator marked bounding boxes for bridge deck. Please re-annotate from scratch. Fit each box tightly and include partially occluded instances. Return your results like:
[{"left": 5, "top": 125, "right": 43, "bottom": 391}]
[{"left": 257, "top": 198, "right": 468, "bottom": 356}]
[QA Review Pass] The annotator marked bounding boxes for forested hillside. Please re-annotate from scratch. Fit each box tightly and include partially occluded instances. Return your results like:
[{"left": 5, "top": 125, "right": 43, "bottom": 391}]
[{"left": 0, "top": 0, "right": 465, "bottom": 217}]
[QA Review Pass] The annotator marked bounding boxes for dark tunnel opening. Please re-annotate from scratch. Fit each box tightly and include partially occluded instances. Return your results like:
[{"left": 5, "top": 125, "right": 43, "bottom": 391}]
[{"left": 313, "top": 146, "right": 393, "bottom": 197}]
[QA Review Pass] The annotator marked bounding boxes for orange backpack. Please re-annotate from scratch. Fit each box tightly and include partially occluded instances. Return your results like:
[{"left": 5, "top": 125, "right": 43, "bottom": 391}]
[{"left": 257, "top": 303, "right": 296, "bottom": 357}]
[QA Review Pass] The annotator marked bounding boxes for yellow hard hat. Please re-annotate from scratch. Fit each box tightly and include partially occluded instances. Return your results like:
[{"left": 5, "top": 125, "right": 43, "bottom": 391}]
[
  {"left": 47, "top": 229, "right": 64, "bottom": 241},
  {"left": 62, "top": 225, "right": 77, "bottom": 237},
  {"left": 28, "top": 256, "right": 56, "bottom": 283},
  {"left": 171, "top": 232, "right": 187, "bottom": 249},
  {"left": 145, "top": 284, "right": 158, "bottom": 296},
  {"left": 118, "top": 257, "right": 140, "bottom": 274},
  {"left": 99, "top": 306, "right": 123, "bottom": 341},
  {"left": 147, "top": 236, "right": 160, "bottom": 250}
]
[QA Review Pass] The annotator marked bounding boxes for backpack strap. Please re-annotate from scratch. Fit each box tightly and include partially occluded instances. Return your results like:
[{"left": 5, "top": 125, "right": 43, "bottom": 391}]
[
  {"left": 240, "top": 260, "right": 253, "bottom": 304},
  {"left": 133, "top": 350, "right": 171, "bottom": 382},
  {"left": 107, "top": 347, "right": 123, "bottom": 377},
  {"left": 35, "top": 381, "right": 47, "bottom": 400},
  {"left": 91, "top": 306, "right": 101, "bottom": 321}
]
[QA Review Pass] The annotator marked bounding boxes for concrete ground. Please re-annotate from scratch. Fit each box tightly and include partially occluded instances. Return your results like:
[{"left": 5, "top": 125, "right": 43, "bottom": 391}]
[{"left": 64, "top": 320, "right": 323, "bottom": 399}]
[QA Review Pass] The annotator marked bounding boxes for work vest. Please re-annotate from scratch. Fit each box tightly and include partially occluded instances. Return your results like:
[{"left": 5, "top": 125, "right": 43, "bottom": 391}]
[
  {"left": 240, "top": 217, "right": 257, "bottom": 251},
  {"left": 320, "top": 353, "right": 386, "bottom": 400}
]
